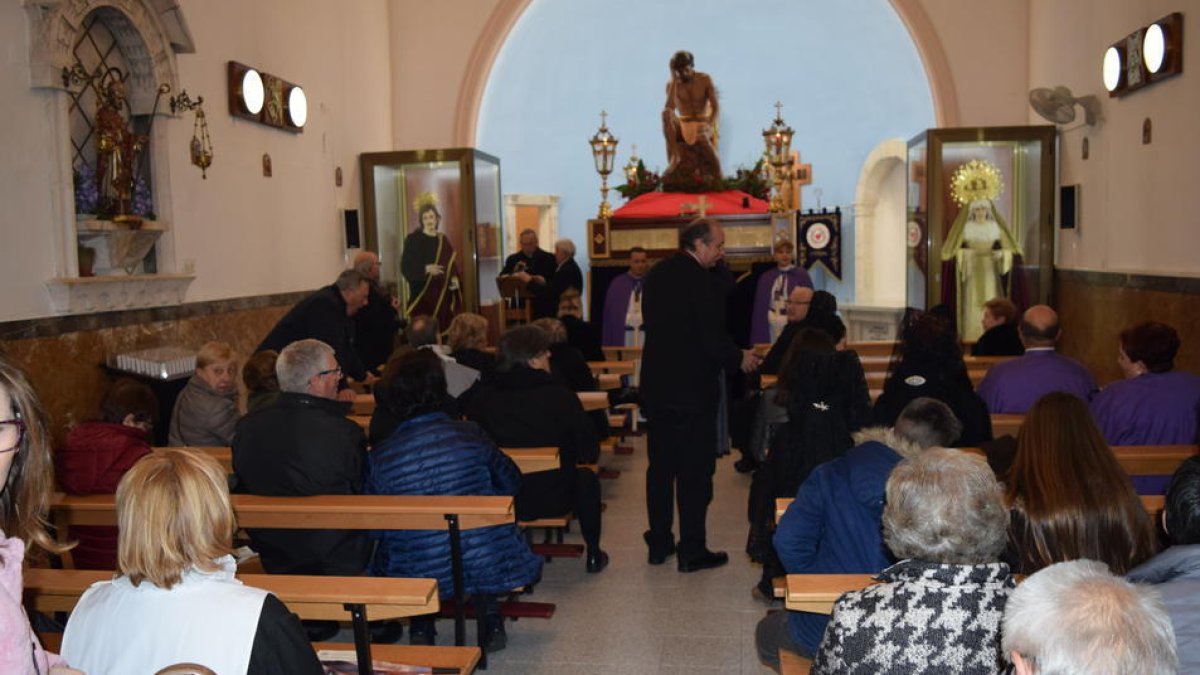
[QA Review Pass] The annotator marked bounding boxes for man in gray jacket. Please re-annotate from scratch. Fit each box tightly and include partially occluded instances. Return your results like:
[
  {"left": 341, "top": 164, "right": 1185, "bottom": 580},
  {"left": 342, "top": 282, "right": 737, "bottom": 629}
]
[{"left": 1127, "top": 454, "right": 1200, "bottom": 671}]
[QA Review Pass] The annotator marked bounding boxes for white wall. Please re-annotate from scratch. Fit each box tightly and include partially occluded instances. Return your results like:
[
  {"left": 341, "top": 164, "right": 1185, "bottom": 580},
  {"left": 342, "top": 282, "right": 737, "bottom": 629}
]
[
  {"left": 1030, "top": 0, "right": 1200, "bottom": 276},
  {"left": 0, "top": 0, "right": 394, "bottom": 321}
]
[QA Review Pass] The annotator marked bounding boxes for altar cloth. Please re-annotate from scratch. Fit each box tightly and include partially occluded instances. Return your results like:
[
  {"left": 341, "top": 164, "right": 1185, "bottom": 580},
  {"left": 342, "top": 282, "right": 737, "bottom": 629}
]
[{"left": 612, "top": 190, "right": 769, "bottom": 219}]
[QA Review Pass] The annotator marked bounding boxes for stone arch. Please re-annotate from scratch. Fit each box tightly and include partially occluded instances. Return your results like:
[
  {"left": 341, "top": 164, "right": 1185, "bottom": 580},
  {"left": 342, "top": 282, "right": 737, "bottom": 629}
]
[
  {"left": 453, "top": 0, "right": 959, "bottom": 145},
  {"left": 24, "top": 0, "right": 194, "bottom": 113},
  {"left": 853, "top": 139, "right": 909, "bottom": 307}
]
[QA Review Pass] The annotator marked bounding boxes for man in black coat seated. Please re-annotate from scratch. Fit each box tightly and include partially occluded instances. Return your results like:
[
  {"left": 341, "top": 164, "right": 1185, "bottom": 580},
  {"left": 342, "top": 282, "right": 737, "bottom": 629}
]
[
  {"left": 464, "top": 325, "right": 609, "bottom": 573},
  {"left": 971, "top": 297, "right": 1025, "bottom": 357},
  {"left": 499, "top": 228, "right": 558, "bottom": 319},
  {"left": 233, "top": 338, "right": 372, "bottom": 576},
  {"left": 640, "top": 218, "right": 760, "bottom": 572},
  {"left": 258, "top": 269, "right": 371, "bottom": 383}
]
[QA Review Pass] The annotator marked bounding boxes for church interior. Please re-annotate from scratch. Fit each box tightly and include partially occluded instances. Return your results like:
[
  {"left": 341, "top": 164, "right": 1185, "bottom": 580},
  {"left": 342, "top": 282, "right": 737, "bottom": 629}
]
[{"left": 2, "top": 0, "right": 1198, "bottom": 672}]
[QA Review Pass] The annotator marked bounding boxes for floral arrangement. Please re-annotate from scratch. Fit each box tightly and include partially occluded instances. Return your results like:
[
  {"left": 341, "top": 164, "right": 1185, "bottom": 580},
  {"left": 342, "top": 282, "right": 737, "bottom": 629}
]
[
  {"left": 73, "top": 162, "right": 156, "bottom": 220},
  {"left": 615, "top": 159, "right": 771, "bottom": 201},
  {"left": 614, "top": 160, "right": 661, "bottom": 200}
]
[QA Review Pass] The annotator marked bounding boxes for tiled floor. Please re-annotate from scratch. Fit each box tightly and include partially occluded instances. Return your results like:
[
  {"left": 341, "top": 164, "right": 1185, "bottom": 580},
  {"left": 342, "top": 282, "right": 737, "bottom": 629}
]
[{"left": 461, "top": 437, "right": 773, "bottom": 674}]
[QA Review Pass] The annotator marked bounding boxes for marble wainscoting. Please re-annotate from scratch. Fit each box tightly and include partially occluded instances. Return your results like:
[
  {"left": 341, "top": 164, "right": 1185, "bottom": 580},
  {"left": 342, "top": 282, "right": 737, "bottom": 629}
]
[
  {"left": 0, "top": 293, "right": 306, "bottom": 444},
  {"left": 1055, "top": 269, "right": 1200, "bottom": 386}
]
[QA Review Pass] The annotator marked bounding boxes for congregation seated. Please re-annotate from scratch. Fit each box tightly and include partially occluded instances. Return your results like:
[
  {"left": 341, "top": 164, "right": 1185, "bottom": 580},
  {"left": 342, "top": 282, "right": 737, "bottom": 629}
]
[
  {"left": 747, "top": 328, "right": 871, "bottom": 584},
  {"left": 364, "top": 349, "right": 542, "bottom": 650},
  {"left": 232, "top": 338, "right": 371, "bottom": 575},
  {"left": 56, "top": 377, "right": 156, "bottom": 569},
  {"left": 1091, "top": 320, "right": 1200, "bottom": 446},
  {"left": 242, "top": 350, "right": 280, "bottom": 413},
  {"left": 755, "top": 398, "right": 963, "bottom": 671},
  {"left": 1004, "top": 560, "right": 1177, "bottom": 674},
  {"left": 447, "top": 312, "right": 497, "bottom": 380},
  {"left": 407, "top": 314, "right": 480, "bottom": 398},
  {"left": 1002, "top": 392, "right": 1156, "bottom": 575},
  {"left": 60, "top": 448, "right": 321, "bottom": 674},
  {"left": 464, "top": 325, "right": 608, "bottom": 573},
  {"left": 531, "top": 317, "right": 597, "bottom": 393},
  {"left": 1128, "top": 454, "right": 1200, "bottom": 670},
  {"left": 0, "top": 353, "right": 73, "bottom": 673},
  {"left": 812, "top": 447, "right": 1015, "bottom": 674},
  {"left": 970, "top": 297, "right": 1024, "bottom": 357},
  {"left": 873, "top": 311, "right": 992, "bottom": 445},
  {"left": 169, "top": 341, "right": 239, "bottom": 447},
  {"left": 557, "top": 287, "right": 604, "bottom": 362},
  {"left": 975, "top": 304, "right": 1097, "bottom": 414}
]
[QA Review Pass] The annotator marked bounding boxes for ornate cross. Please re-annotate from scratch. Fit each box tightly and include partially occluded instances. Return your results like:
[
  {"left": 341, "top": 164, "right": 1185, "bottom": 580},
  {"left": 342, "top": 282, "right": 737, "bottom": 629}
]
[
  {"left": 679, "top": 194, "right": 711, "bottom": 217},
  {"left": 774, "top": 101, "right": 784, "bottom": 119},
  {"left": 599, "top": 110, "right": 608, "bottom": 128}
]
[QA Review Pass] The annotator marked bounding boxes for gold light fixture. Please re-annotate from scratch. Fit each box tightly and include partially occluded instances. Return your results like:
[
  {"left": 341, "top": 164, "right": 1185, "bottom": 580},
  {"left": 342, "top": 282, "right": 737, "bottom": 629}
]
[
  {"left": 588, "top": 110, "right": 619, "bottom": 219},
  {"left": 171, "top": 90, "right": 213, "bottom": 179},
  {"left": 762, "top": 101, "right": 795, "bottom": 213}
]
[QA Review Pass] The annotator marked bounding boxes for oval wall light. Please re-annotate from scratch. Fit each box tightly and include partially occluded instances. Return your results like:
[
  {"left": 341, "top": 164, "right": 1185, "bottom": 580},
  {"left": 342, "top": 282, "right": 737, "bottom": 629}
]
[
  {"left": 241, "top": 68, "right": 264, "bottom": 114},
  {"left": 1143, "top": 23, "right": 1166, "bottom": 74},
  {"left": 1102, "top": 46, "right": 1122, "bottom": 92},
  {"left": 287, "top": 86, "right": 308, "bottom": 128}
]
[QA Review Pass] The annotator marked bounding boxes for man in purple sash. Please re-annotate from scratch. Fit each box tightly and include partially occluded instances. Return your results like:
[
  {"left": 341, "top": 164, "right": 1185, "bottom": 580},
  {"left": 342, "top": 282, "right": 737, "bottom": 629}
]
[
  {"left": 976, "top": 305, "right": 1097, "bottom": 414},
  {"left": 601, "top": 247, "right": 650, "bottom": 346},
  {"left": 750, "top": 240, "right": 813, "bottom": 346}
]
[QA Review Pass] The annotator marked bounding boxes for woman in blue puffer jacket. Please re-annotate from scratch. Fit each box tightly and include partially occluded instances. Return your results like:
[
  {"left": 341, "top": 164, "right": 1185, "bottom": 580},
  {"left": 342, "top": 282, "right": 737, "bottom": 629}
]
[{"left": 366, "top": 349, "right": 542, "bottom": 650}]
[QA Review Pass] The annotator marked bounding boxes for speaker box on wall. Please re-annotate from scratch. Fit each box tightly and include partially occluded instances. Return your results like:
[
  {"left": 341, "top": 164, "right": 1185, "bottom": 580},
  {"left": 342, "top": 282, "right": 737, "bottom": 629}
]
[
  {"left": 343, "top": 209, "right": 361, "bottom": 248},
  {"left": 1059, "top": 185, "right": 1078, "bottom": 230}
]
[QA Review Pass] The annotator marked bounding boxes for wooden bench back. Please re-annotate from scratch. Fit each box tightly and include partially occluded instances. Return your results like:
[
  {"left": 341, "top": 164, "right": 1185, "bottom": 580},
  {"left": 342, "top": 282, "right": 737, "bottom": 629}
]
[
  {"left": 500, "top": 447, "right": 560, "bottom": 474},
  {"left": 24, "top": 567, "right": 439, "bottom": 621}
]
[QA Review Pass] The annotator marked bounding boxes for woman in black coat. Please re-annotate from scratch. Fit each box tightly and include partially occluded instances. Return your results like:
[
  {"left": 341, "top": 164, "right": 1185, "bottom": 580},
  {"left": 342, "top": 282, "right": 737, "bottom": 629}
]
[
  {"left": 874, "top": 311, "right": 992, "bottom": 446},
  {"left": 464, "top": 325, "right": 609, "bottom": 573}
]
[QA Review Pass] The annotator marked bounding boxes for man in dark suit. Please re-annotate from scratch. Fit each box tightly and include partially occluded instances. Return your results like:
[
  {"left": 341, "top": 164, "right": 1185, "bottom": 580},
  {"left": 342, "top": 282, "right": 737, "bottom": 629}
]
[
  {"left": 499, "top": 228, "right": 557, "bottom": 318},
  {"left": 641, "top": 218, "right": 760, "bottom": 572},
  {"left": 257, "top": 269, "right": 370, "bottom": 383}
]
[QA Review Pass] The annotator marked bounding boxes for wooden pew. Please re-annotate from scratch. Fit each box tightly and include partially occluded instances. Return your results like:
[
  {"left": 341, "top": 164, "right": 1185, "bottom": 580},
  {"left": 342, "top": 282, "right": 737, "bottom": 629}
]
[
  {"left": 501, "top": 446, "right": 559, "bottom": 474},
  {"left": 990, "top": 414, "right": 1024, "bottom": 438},
  {"left": 155, "top": 446, "right": 232, "bottom": 474},
  {"left": 25, "top": 568, "right": 447, "bottom": 675},
  {"left": 602, "top": 345, "right": 642, "bottom": 362},
  {"left": 784, "top": 574, "right": 877, "bottom": 614},
  {"left": 49, "top": 493, "right": 523, "bottom": 661},
  {"left": 1112, "top": 445, "right": 1199, "bottom": 476},
  {"left": 597, "top": 372, "right": 622, "bottom": 391},
  {"left": 578, "top": 391, "right": 609, "bottom": 412},
  {"left": 587, "top": 360, "right": 636, "bottom": 376}
]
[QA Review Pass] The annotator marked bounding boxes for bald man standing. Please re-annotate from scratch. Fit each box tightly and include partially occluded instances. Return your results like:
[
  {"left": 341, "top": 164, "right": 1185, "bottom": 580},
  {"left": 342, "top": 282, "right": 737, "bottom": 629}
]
[
  {"left": 976, "top": 305, "right": 1098, "bottom": 414},
  {"left": 352, "top": 251, "right": 403, "bottom": 374}
]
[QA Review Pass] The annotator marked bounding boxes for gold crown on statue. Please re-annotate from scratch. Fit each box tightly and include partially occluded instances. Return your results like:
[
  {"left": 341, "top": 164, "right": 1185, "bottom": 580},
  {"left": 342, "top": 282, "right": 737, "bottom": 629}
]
[
  {"left": 412, "top": 191, "right": 439, "bottom": 212},
  {"left": 950, "top": 159, "right": 1003, "bottom": 206}
]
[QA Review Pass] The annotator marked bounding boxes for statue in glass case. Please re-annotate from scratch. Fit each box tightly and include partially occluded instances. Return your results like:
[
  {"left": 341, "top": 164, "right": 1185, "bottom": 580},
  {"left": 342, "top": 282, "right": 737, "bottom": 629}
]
[
  {"left": 401, "top": 192, "right": 463, "bottom": 328},
  {"left": 939, "top": 160, "right": 1023, "bottom": 342}
]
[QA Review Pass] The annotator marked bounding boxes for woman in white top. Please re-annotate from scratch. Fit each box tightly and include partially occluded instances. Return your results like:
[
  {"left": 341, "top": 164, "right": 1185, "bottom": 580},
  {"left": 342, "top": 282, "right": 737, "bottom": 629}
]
[{"left": 61, "top": 448, "right": 321, "bottom": 675}]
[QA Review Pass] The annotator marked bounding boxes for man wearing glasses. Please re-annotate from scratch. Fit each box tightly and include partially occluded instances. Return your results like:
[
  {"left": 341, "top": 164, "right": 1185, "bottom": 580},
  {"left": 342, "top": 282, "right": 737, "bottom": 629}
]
[
  {"left": 759, "top": 286, "right": 815, "bottom": 375},
  {"left": 232, "top": 338, "right": 371, "bottom": 579}
]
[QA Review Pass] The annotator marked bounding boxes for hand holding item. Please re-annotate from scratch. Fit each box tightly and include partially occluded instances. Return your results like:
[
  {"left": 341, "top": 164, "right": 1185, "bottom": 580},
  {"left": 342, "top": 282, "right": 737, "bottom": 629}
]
[
  {"left": 740, "top": 349, "right": 762, "bottom": 373},
  {"left": 425, "top": 263, "right": 445, "bottom": 276},
  {"left": 515, "top": 271, "right": 532, "bottom": 284},
  {"left": 390, "top": 295, "right": 401, "bottom": 310},
  {"left": 448, "top": 277, "right": 460, "bottom": 292}
]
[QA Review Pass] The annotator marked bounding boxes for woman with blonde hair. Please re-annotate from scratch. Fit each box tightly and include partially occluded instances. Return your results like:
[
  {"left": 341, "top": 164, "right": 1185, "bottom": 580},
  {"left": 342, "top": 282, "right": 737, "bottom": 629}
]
[
  {"left": 1005, "top": 391, "right": 1157, "bottom": 575},
  {"left": 0, "top": 353, "right": 76, "bottom": 674},
  {"left": 447, "top": 313, "right": 496, "bottom": 379},
  {"left": 169, "top": 341, "right": 239, "bottom": 446},
  {"left": 61, "top": 448, "right": 321, "bottom": 674}
]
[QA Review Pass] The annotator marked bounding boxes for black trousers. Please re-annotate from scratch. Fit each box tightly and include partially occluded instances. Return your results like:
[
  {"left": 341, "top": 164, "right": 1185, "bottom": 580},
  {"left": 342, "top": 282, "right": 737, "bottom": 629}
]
[
  {"left": 517, "top": 467, "right": 602, "bottom": 551},
  {"left": 645, "top": 407, "right": 718, "bottom": 558}
]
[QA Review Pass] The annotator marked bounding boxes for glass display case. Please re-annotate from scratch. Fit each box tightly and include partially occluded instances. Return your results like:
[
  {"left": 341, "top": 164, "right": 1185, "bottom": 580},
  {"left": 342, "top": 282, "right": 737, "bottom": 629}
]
[
  {"left": 360, "top": 148, "right": 502, "bottom": 317},
  {"left": 906, "top": 126, "right": 1056, "bottom": 342}
]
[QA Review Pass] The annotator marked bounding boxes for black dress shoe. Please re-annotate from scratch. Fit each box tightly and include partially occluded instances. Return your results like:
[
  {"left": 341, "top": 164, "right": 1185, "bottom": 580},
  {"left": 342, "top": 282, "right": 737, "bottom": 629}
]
[
  {"left": 677, "top": 550, "right": 729, "bottom": 573},
  {"left": 647, "top": 543, "right": 676, "bottom": 565},
  {"left": 586, "top": 549, "right": 610, "bottom": 573}
]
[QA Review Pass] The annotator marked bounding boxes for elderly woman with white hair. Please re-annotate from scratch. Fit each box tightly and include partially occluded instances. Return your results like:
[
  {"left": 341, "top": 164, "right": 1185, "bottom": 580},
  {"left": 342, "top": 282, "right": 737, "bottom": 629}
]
[
  {"left": 550, "top": 238, "right": 583, "bottom": 316},
  {"left": 812, "top": 447, "right": 1015, "bottom": 674},
  {"left": 1002, "top": 559, "right": 1177, "bottom": 675}
]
